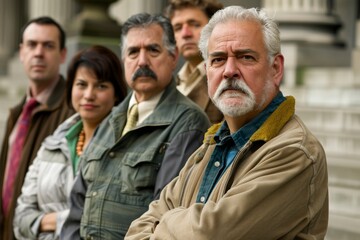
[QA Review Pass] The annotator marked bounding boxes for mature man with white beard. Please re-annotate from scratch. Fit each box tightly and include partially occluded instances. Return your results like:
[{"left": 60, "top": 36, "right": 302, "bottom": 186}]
[{"left": 126, "top": 6, "right": 329, "bottom": 240}]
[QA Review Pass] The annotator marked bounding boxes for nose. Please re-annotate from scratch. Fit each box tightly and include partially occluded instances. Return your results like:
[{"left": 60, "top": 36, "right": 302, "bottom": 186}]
[
  {"left": 84, "top": 86, "right": 95, "bottom": 100},
  {"left": 34, "top": 45, "right": 45, "bottom": 56},
  {"left": 181, "top": 24, "right": 192, "bottom": 38},
  {"left": 223, "top": 57, "right": 241, "bottom": 79},
  {"left": 138, "top": 49, "right": 149, "bottom": 67}
]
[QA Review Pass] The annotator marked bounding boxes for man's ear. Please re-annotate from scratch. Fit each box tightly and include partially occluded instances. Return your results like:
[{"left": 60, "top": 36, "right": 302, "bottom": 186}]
[
  {"left": 271, "top": 54, "right": 284, "bottom": 87},
  {"left": 19, "top": 43, "right": 24, "bottom": 63},
  {"left": 60, "top": 47, "right": 67, "bottom": 64},
  {"left": 171, "top": 46, "right": 179, "bottom": 70}
]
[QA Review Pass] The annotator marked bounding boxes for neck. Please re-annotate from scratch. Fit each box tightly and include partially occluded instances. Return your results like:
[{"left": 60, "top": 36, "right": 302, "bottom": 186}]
[
  {"left": 30, "top": 76, "right": 59, "bottom": 96},
  {"left": 82, "top": 123, "right": 97, "bottom": 148},
  {"left": 135, "top": 88, "right": 163, "bottom": 103},
  {"left": 225, "top": 112, "right": 257, "bottom": 134},
  {"left": 76, "top": 122, "right": 97, "bottom": 156},
  {"left": 187, "top": 56, "right": 203, "bottom": 72}
]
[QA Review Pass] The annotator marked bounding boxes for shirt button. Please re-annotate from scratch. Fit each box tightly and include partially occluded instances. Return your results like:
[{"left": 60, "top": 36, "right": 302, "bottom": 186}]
[
  {"left": 109, "top": 152, "right": 115, "bottom": 158},
  {"left": 159, "top": 144, "right": 167, "bottom": 154},
  {"left": 200, "top": 196, "right": 206, "bottom": 203},
  {"left": 214, "top": 161, "right": 220, "bottom": 167},
  {"left": 92, "top": 191, "right": 97, "bottom": 197}
]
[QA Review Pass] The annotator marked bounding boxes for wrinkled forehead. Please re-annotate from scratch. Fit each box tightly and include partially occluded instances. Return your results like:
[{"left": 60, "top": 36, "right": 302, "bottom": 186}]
[
  {"left": 125, "top": 25, "right": 165, "bottom": 48},
  {"left": 208, "top": 20, "right": 264, "bottom": 50}
]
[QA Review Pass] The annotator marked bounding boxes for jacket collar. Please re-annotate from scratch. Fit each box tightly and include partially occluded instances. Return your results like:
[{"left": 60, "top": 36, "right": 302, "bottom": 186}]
[
  {"left": 110, "top": 79, "right": 180, "bottom": 137},
  {"left": 43, "top": 113, "right": 81, "bottom": 148},
  {"left": 11, "top": 75, "right": 67, "bottom": 116},
  {"left": 203, "top": 96, "right": 295, "bottom": 145}
]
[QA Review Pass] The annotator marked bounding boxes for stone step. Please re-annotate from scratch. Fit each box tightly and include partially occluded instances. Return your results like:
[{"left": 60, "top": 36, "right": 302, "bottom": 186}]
[
  {"left": 312, "top": 131, "right": 360, "bottom": 156},
  {"left": 327, "top": 154, "right": 360, "bottom": 214},
  {"left": 302, "top": 67, "right": 356, "bottom": 88},
  {"left": 296, "top": 106, "right": 360, "bottom": 132},
  {"left": 326, "top": 213, "right": 360, "bottom": 239},
  {"left": 283, "top": 87, "right": 360, "bottom": 107}
]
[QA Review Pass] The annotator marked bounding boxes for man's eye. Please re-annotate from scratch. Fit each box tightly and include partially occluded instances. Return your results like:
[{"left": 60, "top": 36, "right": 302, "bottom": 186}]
[
  {"left": 210, "top": 58, "right": 225, "bottom": 66},
  {"left": 149, "top": 47, "right": 160, "bottom": 56},
  {"left": 173, "top": 25, "right": 182, "bottom": 32},
  {"left": 26, "top": 42, "right": 37, "bottom": 48},
  {"left": 128, "top": 50, "right": 139, "bottom": 57},
  {"left": 44, "top": 43, "right": 55, "bottom": 49},
  {"left": 190, "top": 22, "right": 201, "bottom": 28},
  {"left": 239, "top": 54, "right": 256, "bottom": 61}
]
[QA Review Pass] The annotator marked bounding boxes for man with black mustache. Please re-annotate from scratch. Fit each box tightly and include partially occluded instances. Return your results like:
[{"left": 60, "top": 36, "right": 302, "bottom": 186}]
[{"left": 61, "top": 13, "right": 210, "bottom": 240}]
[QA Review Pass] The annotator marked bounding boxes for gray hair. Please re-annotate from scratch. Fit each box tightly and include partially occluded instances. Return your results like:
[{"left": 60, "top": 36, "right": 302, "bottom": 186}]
[
  {"left": 198, "top": 6, "right": 281, "bottom": 62},
  {"left": 120, "top": 13, "right": 177, "bottom": 58}
]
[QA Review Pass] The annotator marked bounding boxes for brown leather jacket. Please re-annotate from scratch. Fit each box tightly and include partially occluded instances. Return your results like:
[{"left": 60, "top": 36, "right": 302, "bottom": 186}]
[{"left": 0, "top": 76, "right": 74, "bottom": 240}]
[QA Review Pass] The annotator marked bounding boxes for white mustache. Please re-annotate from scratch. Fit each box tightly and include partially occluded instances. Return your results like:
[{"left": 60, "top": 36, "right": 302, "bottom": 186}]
[{"left": 214, "top": 78, "right": 252, "bottom": 99}]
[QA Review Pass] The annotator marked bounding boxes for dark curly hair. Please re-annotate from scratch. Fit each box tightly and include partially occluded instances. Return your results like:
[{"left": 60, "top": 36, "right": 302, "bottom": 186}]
[{"left": 164, "top": 0, "right": 223, "bottom": 20}]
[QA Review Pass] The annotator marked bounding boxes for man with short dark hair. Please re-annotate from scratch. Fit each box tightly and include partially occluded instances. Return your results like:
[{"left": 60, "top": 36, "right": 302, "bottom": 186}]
[
  {"left": 0, "top": 16, "right": 74, "bottom": 240},
  {"left": 165, "top": 0, "right": 224, "bottom": 124}
]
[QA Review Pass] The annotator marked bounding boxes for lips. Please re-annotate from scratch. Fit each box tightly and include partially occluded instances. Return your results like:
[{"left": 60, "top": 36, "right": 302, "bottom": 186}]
[
  {"left": 182, "top": 43, "right": 197, "bottom": 50},
  {"left": 81, "top": 104, "right": 97, "bottom": 110},
  {"left": 31, "top": 64, "right": 46, "bottom": 70},
  {"left": 223, "top": 87, "right": 245, "bottom": 93},
  {"left": 220, "top": 88, "right": 242, "bottom": 97}
]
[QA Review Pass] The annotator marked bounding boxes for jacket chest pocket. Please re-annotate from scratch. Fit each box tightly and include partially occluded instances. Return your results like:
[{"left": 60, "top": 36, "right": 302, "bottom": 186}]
[{"left": 119, "top": 150, "right": 162, "bottom": 195}]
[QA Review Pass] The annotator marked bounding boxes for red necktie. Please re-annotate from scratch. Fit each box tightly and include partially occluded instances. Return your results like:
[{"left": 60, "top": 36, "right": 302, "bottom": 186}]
[{"left": 2, "top": 98, "right": 38, "bottom": 216}]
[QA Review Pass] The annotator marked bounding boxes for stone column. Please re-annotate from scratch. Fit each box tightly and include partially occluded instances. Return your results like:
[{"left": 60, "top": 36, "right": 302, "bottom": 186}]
[
  {"left": 65, "top": 0, "right": 122, "bottom": 72},
  {"left": 0, "top": 0, "right": 25, "bottom": 75},
  {"left": 69, "top": 0, "right": 120, "bottom": 38},
  {"left": 110, "top": 0, "right": 165, "bottom": 24},
  {"left": 264, "top": 0, "right": 328, "bottom": 13},
  {"left": 263, "top": 0, "right": 340, "bottom": 44},
  {"left": 262, "top": 0, "right": 342, "bottom": 87},
  {"left": 353, "top": 19, "right": 360, "bottom": 84},
  {"left": 29, "top": 0, "right": 77, "bottom": 27}
]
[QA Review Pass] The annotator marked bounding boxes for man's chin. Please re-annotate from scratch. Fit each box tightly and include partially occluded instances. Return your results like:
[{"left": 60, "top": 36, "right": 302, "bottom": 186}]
[
  {"left": 31, "top": 75, "right": 48, "bottom": 83},
  {"left": 182, "top": 50, "right": 201, "bottom": 60},
  {"left": 217, "top": 93, "right": 247, "bottom": 103},
  {"left": 133, "top": 77, "right": 156, "bottom": 82}
]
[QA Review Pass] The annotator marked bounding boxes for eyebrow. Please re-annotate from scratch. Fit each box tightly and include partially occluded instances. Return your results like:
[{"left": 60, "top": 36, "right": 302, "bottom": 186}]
[
  {"left": 174, "top": 19, "right": 200, "bottom": 26},
  {"left": 209, "top": 49, "right": 258, "bottom": 57},
  {"left": 127, "top": 43, "right": 161, "bottom": 52},
  {"left": 185, "top": 19, "right": 200, "bottom": 24},
  {"left": 25, "top": 39, "right": 56, "bottom": 45}
]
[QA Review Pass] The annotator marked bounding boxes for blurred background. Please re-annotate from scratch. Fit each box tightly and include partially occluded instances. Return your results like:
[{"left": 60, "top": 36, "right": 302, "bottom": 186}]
[{"left": 0, "top": 0, "right": 359, "bottom": 239}]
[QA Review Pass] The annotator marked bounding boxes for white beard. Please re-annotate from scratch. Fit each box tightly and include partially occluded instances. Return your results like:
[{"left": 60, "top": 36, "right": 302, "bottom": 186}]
[{"left": 212, "top": 78, "right": 273, "bottom": 117}]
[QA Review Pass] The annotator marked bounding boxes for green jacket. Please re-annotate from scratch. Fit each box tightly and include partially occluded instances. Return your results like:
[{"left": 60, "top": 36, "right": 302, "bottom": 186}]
[
  {"left": 61, "top": 80, "right": 211, "bottom": 239},
  {"left": 126, "top": 96, "right": 329, "bottom": 240}
]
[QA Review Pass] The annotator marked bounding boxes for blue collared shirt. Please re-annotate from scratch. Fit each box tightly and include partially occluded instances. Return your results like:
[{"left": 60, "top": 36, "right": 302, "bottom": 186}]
[{"left": 196, "top": 92, "right": 285, "bottom": 203}]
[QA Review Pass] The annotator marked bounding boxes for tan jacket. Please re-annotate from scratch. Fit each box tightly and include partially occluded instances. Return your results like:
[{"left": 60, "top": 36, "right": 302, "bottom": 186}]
[
  {"left": 0, "top": 76, "right": 74, "bottom": 240},
  {"left": 126, "top": 96, "right": 329, "bottom": 240}
]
